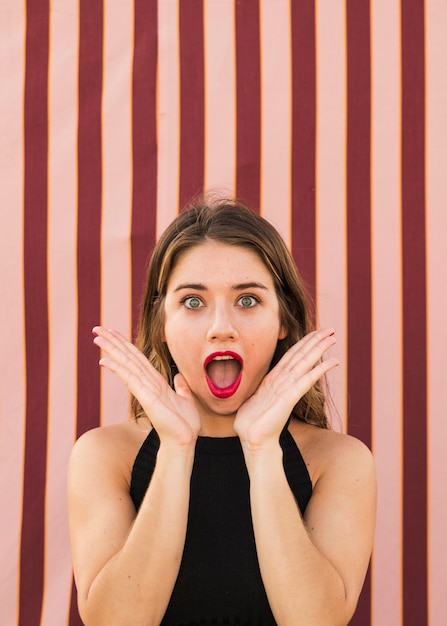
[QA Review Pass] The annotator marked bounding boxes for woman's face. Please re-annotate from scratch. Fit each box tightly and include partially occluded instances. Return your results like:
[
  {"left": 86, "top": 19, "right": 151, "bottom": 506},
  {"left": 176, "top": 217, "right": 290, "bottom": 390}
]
[{"left": 163, "top": 240, "right": 286, "bottom": 431}]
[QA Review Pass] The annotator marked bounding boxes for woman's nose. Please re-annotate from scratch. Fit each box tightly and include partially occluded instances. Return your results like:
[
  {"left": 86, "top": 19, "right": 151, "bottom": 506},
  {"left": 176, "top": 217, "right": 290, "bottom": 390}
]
[{"left": 206, "top": 306, "right": 238, "bottom": 341}]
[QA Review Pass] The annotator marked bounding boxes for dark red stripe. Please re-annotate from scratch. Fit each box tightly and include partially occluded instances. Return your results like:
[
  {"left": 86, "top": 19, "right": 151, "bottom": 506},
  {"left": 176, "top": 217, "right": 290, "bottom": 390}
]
[
  {"left": 346, "top": 1, "right": 372, "bottom": 624},
  {"left": 401, "top": 1, "right": 428, "bottom": 623},
  {"left": 290, "top": 0, "right": 316, "bottom": 300},
  {"left": 178, "top": 0, "right": 205, "bottom": 211},
  {"left": 74, "top": 0, "right": 103, "bottom": 442},
  {"left": 235, "top": 0, "right": 261, "bottom": 212},
  {"left": 19, "top": 2, "right": 50, "bottom": 624},
  {"left": 70, "top": 4, "right": 104, "bottom": 620},
  {"left": 131, "top": 0, "right": 158, "bottom": 334},
  {"left": 68, "top": 577, "right": 83, "bottom": 626}
]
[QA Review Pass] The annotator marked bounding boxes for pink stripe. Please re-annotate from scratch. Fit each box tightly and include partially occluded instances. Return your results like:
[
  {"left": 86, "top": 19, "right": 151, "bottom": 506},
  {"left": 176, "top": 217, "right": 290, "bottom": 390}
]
[
  {"left": 204, "top": 0, "right": 236, "bottom": 194},
  {"left": 101, "top": 0, "right": 133, "bottom": 426},
  {"left": 0, "top": 5, "right": 26, "bottom": 625},
  {"left": 41, "top": 3, "right": 79, "bottom": 624},
  {"left": 156, "top": 0, "right": 180, "bottom": 236},
  {"left": 315, "top": 1, "right": 347, "bottom": 431},
  {"left": 259, "top": 0, "right": 291, "bottom": 246},
  {"left": 425, "top": 3, "right": 447, "bottom": 624},
  {"left": 370, "top": 2, "right": 403, "bottom": 624}
]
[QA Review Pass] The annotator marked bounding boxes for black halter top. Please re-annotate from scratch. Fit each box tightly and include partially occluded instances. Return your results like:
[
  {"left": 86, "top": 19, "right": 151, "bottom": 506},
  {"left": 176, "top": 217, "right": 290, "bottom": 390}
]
[{"left": 130, "top": 428, "right": 312, "bottom": 626}]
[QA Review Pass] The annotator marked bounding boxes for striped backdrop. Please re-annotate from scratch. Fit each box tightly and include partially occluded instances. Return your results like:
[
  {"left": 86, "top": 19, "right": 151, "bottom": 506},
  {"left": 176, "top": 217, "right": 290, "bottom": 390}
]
[{"left": 0, "top": 1, "right": 446, "bottom": 625}]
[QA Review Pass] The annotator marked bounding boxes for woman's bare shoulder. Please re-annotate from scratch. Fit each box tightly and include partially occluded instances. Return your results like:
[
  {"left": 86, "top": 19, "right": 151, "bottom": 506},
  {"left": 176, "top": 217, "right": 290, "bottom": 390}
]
[
  {"left": 288, "top": 419, "right": 375, "bottom": 485},
  {"left": 69, "top": 419, "right": 151, "bottom": 482}
]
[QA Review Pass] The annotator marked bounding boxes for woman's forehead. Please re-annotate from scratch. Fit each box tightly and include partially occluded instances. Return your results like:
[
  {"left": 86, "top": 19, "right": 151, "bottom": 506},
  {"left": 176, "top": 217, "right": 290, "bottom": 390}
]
[{"left": 167, "top": 241, "right": 274, "bottom": 287}]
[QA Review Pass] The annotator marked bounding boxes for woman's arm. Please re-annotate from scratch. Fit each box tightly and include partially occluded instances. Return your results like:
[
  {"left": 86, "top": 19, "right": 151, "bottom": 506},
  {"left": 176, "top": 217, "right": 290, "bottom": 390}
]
[
  {"left": 234, "top": 328, "right": 376, "bottom": 625},
  {"left": 68, "top": 430, "right": 195, "bottom": 626},
  {"left": 243, "top": 432, "right": 376, "bottom": 626},
  {"left": 68, "top": 327, "right": 201, "bottom": 625}
]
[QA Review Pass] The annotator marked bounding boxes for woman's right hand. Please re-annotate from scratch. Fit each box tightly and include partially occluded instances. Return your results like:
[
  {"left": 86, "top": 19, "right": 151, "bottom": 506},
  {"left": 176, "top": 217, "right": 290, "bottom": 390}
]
[{"left": 92, "top": 326, "right": 201, "bottom": 448}]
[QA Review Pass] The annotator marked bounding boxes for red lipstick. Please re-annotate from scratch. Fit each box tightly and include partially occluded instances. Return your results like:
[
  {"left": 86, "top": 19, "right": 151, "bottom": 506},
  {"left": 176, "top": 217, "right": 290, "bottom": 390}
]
[{"left": 204, "top": 351, "right": 243, "bottom": 399}]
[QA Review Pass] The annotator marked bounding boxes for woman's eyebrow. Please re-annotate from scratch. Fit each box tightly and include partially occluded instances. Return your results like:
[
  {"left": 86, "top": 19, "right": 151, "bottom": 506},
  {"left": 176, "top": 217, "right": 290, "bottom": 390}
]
[
  {"left": 232, "top": 282, "right": 269, "bottom": 291},
  {"left": 173, "top": 282, "right": 269, "bottom": 292},
  {"left": 173, "top": 283, "right": 207, "bottom": 292}
]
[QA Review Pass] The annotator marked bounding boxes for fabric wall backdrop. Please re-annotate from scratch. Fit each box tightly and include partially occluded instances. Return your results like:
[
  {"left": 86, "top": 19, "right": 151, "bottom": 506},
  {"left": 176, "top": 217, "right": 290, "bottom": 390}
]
[{"left": 0, "top": 1, "right": 445, "bottom": 625}]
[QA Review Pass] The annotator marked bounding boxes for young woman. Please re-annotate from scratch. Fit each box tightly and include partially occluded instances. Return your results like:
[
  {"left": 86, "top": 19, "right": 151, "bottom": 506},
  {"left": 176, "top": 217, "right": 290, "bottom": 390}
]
[{"left": 68, "top": 199, "right": 376, "bottom": 626}]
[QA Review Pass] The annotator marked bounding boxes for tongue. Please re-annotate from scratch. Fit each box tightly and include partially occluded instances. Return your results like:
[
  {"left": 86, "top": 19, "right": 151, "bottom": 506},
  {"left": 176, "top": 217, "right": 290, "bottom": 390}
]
[{"left": 206, "top": 359, "right": 241, "bottom": 389}]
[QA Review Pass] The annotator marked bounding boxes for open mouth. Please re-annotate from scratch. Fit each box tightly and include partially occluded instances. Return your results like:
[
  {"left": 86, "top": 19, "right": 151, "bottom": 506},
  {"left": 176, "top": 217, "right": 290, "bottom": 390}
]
[{"left": 204, "top": 351, "right": 243, "bottom": 399}]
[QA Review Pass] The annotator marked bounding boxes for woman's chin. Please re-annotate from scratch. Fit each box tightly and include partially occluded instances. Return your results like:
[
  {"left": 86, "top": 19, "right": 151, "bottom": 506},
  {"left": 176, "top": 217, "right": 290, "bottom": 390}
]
[{"left": 193, "top": 391, "right": 242, "bottom": 422}]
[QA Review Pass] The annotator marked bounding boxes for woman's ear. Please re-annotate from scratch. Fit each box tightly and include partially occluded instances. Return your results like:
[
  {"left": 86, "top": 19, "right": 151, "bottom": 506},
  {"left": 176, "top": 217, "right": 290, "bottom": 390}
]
[{"left": 278, "top": 325, "right": 287, "bottom": 340}]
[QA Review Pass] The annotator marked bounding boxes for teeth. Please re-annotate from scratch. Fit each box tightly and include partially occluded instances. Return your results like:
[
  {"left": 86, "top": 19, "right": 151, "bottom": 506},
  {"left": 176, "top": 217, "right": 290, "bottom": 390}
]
[{"left": 213, "top": 355, "right": 235, "bottom": 361}]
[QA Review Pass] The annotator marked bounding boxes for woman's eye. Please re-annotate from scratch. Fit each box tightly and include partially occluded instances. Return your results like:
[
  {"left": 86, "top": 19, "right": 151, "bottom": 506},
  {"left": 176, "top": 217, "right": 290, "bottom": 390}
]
[
  {"left": 183, "top": 296, "right": 203, "bottom": 309},
  {"left": 238, "top": 295, "right": 258, "bottom": 308}
]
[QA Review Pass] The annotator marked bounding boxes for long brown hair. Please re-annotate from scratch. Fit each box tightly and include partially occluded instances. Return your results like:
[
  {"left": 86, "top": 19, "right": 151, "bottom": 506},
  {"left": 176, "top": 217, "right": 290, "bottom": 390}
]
[{"left": 132, "top": 198, "right": 330, "bottom": 429}]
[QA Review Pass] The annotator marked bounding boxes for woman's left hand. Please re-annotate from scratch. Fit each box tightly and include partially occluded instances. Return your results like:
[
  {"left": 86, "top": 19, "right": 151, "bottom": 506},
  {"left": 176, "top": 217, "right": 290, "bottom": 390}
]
[{"left": 233, "top": 328, "right": 338, "bottom": 449}]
